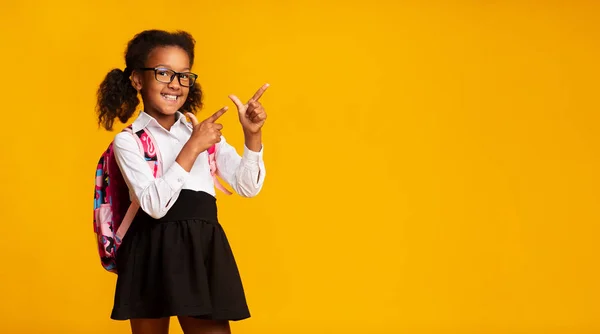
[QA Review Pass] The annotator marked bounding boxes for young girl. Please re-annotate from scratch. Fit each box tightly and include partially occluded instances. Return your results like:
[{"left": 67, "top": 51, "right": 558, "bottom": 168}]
[{"left": 96, "top": 29, "right": 268, "bottom": 334}]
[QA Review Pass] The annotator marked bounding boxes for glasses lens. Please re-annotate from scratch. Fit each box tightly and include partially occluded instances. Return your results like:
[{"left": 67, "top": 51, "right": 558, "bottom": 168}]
[
  {"left": 155, "top": 68, "right": 175, "bottom": 83},
  {"left": 178, "top": 73, "right": 196, "bottom": 87}
]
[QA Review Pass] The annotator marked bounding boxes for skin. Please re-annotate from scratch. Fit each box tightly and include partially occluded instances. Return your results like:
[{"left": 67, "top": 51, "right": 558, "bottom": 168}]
[{"left": 128, "top": 45, "right": 268, "bottom": 334}]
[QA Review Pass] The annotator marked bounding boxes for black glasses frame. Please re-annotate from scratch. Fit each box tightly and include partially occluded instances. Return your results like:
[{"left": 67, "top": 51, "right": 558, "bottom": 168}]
[{"left": 139, "top": 67, "right": 198, "bottom": 87}]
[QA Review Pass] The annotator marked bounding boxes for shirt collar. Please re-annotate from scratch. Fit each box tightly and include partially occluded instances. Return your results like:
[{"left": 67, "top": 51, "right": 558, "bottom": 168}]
[{"left": 131, "top": 111, "right": 188, "bottom": 133}]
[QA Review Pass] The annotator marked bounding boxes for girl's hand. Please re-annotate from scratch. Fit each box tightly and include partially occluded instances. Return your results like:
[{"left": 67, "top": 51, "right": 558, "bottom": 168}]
[
  {"left": 229, "top": 83, "right": 269, "bottom": 134},
  {"left": 185, "top": 107, "right": 228, "bottom": 154}
]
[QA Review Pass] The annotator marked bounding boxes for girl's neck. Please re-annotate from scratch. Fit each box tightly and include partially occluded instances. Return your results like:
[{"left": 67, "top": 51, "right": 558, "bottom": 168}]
[{"left": 145, "top": 109, "right": 177, "bottom": 131}]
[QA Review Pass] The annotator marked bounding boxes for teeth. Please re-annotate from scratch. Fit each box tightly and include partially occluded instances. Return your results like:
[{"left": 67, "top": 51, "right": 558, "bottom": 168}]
[{"left": 162, "top": 94, "right": 178, "bottom": 101}]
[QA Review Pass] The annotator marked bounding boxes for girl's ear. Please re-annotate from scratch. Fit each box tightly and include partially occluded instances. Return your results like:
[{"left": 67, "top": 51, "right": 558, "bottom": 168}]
[{"left": 131, "top": 70, "right": 143, "bottom": 91}]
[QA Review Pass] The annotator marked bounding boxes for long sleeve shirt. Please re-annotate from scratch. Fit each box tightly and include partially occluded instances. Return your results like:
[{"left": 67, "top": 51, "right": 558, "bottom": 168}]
[{"left": 113, "top": 111, "right": 266, "bottom": 219}]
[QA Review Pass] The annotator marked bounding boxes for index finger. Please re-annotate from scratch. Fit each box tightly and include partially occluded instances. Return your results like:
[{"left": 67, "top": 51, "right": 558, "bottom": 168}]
[
  {"left": 204, "top": 106, "right": 228, "bottom": 123},
  {"left": 249, "top": 83, "right": 270, "bottom": 102}
]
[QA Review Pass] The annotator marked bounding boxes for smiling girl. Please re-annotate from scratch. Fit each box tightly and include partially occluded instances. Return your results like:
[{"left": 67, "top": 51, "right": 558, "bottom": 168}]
[{"left": 95, "top": 29, "right": 268, "bottom": 334}]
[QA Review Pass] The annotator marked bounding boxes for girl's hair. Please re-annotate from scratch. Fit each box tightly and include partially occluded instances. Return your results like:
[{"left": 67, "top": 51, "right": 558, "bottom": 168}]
[{"left": 96, "top": 30, "right": 203, "bottom": 131}]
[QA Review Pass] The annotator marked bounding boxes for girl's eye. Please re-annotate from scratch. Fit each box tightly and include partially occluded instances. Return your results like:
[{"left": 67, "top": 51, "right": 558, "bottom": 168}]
[{"left": 156, "top": 69, "right": 172, "bottom": 77}]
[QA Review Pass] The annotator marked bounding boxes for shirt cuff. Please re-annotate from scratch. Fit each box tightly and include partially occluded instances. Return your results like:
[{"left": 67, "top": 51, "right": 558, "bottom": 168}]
[
  {"left": 162, "top": 161, "right": 190, "bottom": 191},
  {"left": 243, "top": 144, "right": 264, "bottom": 163}
]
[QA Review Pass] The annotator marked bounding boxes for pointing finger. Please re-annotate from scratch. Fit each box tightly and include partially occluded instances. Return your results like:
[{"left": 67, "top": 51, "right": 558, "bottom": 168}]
[
  {"left": 204, "top": 106, "right": 228, "bottom": 123},
  {"left": 249, "top": 83, "right": 270, "bottom": 102}
]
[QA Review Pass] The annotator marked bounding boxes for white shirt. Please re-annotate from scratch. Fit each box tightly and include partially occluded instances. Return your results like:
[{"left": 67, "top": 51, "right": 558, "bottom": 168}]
[{"left": 113, "top": 111, "right": 266, "bottom": 219}]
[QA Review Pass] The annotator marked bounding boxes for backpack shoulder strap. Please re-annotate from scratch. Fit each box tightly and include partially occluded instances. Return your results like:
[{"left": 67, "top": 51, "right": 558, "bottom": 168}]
[
  {"left": 113, "top": 126, "right": 163, "bottom": 242},
  {"left": 122, "top": 126, "right": 162, "bottom": 178},
  {"left": 208, "top": 143, "right": 233, "bottom": 195}
]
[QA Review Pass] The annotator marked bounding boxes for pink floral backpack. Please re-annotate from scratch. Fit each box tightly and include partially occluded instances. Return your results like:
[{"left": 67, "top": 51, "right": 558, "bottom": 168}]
[{"left": 93, "top": 125, "right": 230, "bottom": 273}]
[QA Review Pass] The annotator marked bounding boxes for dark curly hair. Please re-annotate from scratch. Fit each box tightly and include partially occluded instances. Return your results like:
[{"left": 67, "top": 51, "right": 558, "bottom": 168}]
[{"left": 96, "top": 30, "right": 203, "bottom": 131}]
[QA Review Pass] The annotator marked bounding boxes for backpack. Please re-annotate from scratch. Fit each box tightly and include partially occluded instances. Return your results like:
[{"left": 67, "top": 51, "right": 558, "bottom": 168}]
[{"left": 93, "top": 125, "right": 231, "bottom": 273}]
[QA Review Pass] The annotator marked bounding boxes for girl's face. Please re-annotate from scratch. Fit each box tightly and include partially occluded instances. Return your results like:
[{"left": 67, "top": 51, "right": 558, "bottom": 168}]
[{"left": 132, "top": 46, "right": 193, "bottom": 120}]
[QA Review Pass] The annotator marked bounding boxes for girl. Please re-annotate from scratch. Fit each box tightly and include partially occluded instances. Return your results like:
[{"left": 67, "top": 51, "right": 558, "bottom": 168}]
[{"left": 96, "top": 29, "right": 268, "bottom": 334}]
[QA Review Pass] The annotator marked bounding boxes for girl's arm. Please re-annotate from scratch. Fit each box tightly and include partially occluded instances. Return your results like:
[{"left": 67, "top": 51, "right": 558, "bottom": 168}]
[
  {"left": 216, "top": 83, "right": 270, "bottom": 197},
  {"left": 113, "top": 132, "right": 190, "bottom": 219}
]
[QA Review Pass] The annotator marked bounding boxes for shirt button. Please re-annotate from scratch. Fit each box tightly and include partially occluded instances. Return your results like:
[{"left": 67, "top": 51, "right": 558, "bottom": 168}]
[{"left": 177, "top": 177, "right": 183, "bottom": 183}]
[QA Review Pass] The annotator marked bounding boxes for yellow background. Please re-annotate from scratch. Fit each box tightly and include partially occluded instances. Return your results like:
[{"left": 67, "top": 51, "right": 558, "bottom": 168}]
[{"left": 1, "top": 0, "right": 599, "bottom": 333}]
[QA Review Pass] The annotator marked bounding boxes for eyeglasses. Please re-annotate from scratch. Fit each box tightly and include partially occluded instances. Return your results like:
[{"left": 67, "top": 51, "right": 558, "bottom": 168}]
[{"left": 139, "top": 67, "right": 198, "bottom": 87}]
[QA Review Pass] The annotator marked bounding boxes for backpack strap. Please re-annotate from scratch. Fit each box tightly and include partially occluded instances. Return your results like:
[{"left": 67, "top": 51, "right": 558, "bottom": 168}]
[
  {"left": 122, "top": 125, "right": 163, "bottom": 177},
  {"left": 115, "top": 125, "right": 162, "bottom": 241},
  {"left": 207, "top": 144, "right": 233, "bottom": 195}
]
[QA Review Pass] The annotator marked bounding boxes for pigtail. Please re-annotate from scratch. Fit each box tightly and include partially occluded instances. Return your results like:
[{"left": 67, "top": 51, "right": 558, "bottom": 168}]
[
  {"left": 96, "top": 68, "right": 140, "bottom": 131},
  {"left": 180, "top": 82, "right": 203, "bottom": 115}
]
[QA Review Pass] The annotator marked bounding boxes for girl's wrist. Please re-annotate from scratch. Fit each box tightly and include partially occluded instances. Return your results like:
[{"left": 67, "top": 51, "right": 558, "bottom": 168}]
[{"left": 244, "top": 130, "right": 262, "bottom": 152}]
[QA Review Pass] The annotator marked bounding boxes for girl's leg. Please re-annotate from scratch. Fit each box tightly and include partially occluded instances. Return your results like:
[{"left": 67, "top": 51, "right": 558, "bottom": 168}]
[
  {"left": 178, "top": 316, "right": 231, "bottom": 334},
  {"left": 130, "top": 318, "right": 170, "bottom": 334}
]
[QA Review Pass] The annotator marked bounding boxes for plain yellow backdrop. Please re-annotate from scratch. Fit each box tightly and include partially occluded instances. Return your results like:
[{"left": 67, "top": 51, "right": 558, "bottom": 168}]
[{"left": 0, "top": 0, "right": 599, "bottom": 333}]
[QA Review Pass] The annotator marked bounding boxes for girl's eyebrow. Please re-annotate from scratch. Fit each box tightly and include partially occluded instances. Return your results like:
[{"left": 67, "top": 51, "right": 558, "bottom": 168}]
[{"left": 153, "top": 64, "right": 191, "bottom": 71}]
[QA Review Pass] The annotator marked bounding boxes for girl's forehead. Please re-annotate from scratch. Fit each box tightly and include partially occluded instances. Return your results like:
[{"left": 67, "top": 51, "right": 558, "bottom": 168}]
[{"left": 146, "top": 46, "right": 191, "bottom": 69}]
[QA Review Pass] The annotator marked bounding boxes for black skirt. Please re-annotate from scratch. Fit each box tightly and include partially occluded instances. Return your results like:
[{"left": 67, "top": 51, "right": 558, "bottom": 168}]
[{"left": 110, "top": 190, "right": 250, "bottom": 321}]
